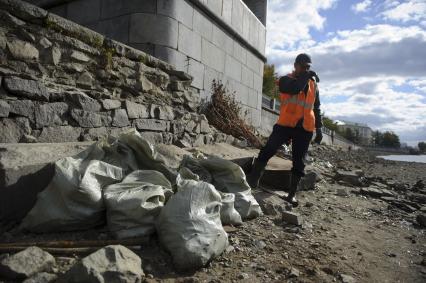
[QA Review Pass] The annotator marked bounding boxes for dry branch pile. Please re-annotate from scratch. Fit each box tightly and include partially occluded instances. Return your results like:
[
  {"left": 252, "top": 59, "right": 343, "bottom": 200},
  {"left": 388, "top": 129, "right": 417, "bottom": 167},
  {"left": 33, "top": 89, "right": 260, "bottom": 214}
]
[{"left": 203, "top": 80, "right": 263, "bottom": 148}]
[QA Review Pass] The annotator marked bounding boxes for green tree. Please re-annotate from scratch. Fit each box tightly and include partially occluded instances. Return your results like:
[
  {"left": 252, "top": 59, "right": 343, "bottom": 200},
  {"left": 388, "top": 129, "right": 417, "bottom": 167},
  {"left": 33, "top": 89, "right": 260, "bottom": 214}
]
[
  {"left": 418, "top": 141, "right": 426, "bottom": 152},
  {"left": 263, "top": 64, "right": 278, "bottom": 98},
  {"left": 381, "top": 131, "right": 400, "bottom": 148},
  {"left": 323, "top": 116, "right": 338, "bottom": 132}
]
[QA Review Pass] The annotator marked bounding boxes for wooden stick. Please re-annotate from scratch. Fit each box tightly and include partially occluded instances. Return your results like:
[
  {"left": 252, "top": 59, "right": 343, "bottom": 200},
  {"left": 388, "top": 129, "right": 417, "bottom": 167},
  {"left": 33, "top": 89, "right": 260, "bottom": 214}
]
[{"left": 0, "top": 237, "right": 150, "bottom": 248}]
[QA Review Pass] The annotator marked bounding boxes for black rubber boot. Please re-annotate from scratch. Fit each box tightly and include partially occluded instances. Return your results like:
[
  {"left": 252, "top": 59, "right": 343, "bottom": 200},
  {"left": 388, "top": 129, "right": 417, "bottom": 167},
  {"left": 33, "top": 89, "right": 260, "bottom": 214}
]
[
  {"left": 247, "top": 158, "right": 267, "bottom": 189},
  {"left": 286, "top": 173, "right": 302, "bottom": 207}
]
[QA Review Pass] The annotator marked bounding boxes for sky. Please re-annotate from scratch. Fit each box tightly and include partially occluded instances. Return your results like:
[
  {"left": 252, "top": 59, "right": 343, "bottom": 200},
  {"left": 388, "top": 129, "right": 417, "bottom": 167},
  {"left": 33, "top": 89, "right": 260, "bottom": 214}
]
[{"left": 265, "top": 0, "right": 426, "bottom": 146}]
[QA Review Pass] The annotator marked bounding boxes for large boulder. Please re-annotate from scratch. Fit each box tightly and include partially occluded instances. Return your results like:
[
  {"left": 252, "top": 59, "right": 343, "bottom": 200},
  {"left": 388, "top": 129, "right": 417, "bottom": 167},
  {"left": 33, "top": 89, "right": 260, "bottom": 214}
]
[
  {"left": 57, "top": 245, "right": 144, "bottom": 283},
  {"left": 0, "top": 246, "right": 55, "bottom": 280}
]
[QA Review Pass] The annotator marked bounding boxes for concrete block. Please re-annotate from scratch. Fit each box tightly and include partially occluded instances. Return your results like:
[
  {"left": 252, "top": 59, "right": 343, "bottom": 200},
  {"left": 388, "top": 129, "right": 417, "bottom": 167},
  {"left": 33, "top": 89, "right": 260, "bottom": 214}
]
[
  {"left": 248, "top": 15, "right": 259, "bottom": 51},
  {"left": 234, "top": 82, "right": 249, "bottom": 105},
  {"left": 193, "top": 9, "right": 213, "bottom": 41},
  {"left": 207, "top": 0, "right": 222, "bottom": 16},
  {"left": 101, "top": 0, "right": 156, "bottom": 19},
  {"left": 233, "top": 41, "right": 247, "bottom": 64},
  {"left": 202, "top": 38, "right": 225, "bottom": 72},
  {"left": 186, "top": 58, "right": 204, "bottom": 89},
  {"left": 251, "top": 108, "right": 261, "bottom": 127},
  {"left": 246, "top": 51, "right": 262, "bottom": 74},
  {"left": 157, "top": 0, "right": 194, "bottom": 29},
  {"left": 130, "top": 13, "right": 178, "bottom": 49},
  {"left": 212, "top": 25, "right": 233, "bottom": 54},
  {"left": 178, "top": 23, "right": 201, "bottom": 61},
  {"left": 155, "top": 45, "right": 188, "bottom": 71},
  {"left": 0, "top": 142, "right": 92, "bottom": 222},
  {"left": 203, "top": 66, "right": 222, "bottom": 92},
  {"left": 253, "top": 73, "right": 262, "bottom": 93},
  {"left": 67, "top": 0, "right": 101, "bottom": 25},
  {"left": 128, "top": 43, "right": 155, "bottom": 56},
  {"left": 258, "top": 24, "right": 266, "bottom": 55},
  {"left": 282, "top": 211, "right": 303, "bottom": 226},
  {"left": 241, "top": 65, "right": 254, "bottom": 88},
  {"left": 242, "top": 6, "right": 250, "bottom": 40},
  {"left": 225, "top": 54, "right": 242, "bottom": 82},
  {"left": 98, "top": 15, "right": 130, "bottom": 44},
  {"left": 222, "top": 0, "right": 233, "bottom": 25},
  {"left": 247, "top": 88, "right": 258, "bottom": 108},
  {"left": 231, "top": 0, "right": 243, "bottom": 34}
]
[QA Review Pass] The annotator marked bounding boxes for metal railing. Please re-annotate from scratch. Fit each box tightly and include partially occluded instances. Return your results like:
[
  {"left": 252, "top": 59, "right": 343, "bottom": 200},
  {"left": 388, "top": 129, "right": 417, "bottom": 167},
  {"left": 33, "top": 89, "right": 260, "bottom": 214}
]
[{"left": 262, "top": 95, "right": 280, "bottom": 113}]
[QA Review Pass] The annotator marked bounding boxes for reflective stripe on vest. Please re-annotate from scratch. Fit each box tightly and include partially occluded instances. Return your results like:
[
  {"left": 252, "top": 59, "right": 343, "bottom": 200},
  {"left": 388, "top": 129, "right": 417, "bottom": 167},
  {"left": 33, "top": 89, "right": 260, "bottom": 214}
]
[{"left": 277, "top": 74, "right": 316, "bottom": 132}]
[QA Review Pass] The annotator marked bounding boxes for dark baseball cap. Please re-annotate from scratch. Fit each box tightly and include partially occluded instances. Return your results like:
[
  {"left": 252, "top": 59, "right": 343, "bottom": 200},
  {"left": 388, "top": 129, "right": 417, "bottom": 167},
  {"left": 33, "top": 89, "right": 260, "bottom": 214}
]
[{"left": 295, "top": 53, "right": 312, "bottom": 66}]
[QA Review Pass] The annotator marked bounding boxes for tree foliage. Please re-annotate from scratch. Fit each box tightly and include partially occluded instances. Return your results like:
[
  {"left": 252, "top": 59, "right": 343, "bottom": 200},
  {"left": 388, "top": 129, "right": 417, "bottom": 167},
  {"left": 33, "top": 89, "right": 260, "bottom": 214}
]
[
  {"left": 418, "top": 141, "right": 426, "bottom": 152},
  {"left": 263, "top": 64, "right": 278, "bottom": 98},
  {"left": 372, "top": 130, "right": 400, "bottom": 148},
  {"left": 323, "top": 116, "right": 338, "bottom": 132}
]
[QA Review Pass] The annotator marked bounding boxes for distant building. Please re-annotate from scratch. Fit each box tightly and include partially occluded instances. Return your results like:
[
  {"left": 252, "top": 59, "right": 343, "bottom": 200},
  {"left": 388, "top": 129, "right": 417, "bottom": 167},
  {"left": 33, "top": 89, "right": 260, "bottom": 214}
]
[{"left": 337, "top": 121, "right": 373, "bottom": 145}]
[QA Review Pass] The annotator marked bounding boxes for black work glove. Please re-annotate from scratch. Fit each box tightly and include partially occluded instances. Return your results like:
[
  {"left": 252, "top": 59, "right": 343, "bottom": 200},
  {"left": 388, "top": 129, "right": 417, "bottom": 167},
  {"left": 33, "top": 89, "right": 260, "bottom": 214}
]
[
  {"left": 308, "top": 70, "right": 320, "bottom": 83},
  {"left": 314, "top": 128, "right": 323, "bottom": 144}
]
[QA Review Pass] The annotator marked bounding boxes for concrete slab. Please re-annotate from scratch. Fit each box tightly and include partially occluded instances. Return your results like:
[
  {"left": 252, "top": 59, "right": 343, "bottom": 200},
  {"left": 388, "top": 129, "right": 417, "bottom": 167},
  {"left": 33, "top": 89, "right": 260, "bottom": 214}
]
[
  {"left": 178, "top": 23, "right": 202, "bottom": 61},
  {"left": 129, "top": 13, "right": 178, "bottom": 49},
  {"left": 157, "top": 0, "right": 194, "bottom": 29},
  {"left": 0, "top": 142, "right": 93, "bottom": 222},
  {"left": 201, "top": 38, "right": 225, "bottom": 72}
]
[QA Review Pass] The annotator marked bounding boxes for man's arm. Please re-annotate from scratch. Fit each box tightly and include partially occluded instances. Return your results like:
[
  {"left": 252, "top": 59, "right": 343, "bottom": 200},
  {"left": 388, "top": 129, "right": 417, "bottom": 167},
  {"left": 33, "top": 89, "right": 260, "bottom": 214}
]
[
  {"left": 278, "top": 72, "right": 311, "bottom": 95},
  {"left": 313, "top": 83, "right": 323, "bottom": 129}
]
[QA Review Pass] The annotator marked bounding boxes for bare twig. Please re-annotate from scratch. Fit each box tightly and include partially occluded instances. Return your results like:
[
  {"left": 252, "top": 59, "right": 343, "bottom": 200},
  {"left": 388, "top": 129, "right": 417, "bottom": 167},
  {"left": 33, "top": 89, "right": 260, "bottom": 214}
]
[{"left": 204, "top": 80, "right": 263, "bottom": 148}]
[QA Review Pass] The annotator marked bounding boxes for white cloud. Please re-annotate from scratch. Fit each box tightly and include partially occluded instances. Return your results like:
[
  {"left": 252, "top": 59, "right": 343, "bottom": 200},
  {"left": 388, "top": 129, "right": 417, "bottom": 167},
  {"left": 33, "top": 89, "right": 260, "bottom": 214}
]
[
  {"left": 381, "top": 0, "right": 426, "bottom": 23},
  {"left": 351, "top": 0, "right": 373, "bottom": 13},
  {"left": 409, "top": 79, "right": 426, "bottom": 93},
  {"left": 266, "top": 0, "right": 337, "bottom": 52},
  {"left": 321, "top": 78, "right": 426, "bottom": 143},
  {"left": 265, "top": 1, "right": 426, "bottom": 143}
]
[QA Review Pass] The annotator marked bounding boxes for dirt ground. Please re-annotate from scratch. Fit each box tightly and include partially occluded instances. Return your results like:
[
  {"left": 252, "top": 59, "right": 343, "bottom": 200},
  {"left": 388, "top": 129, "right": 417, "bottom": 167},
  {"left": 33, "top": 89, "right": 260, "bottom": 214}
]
[{"left": 1, "top": 143, "right": 425, "bottom": 283}]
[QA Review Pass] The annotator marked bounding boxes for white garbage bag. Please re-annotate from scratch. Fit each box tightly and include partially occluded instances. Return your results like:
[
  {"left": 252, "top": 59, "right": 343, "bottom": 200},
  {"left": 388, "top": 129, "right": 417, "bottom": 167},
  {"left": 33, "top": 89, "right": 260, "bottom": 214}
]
[
  {"left": 20, "top": 130, "right": 177, "bottom": 233},
  {"left": 180, "top": 155, "right": 212, "bottom": 183},
  {"left": 219, "top": 193, "right": 243, "bottom": 226},
  {"left": 156, "top": 176, "right": 228, "bottom": 271},
  {"left": 198, "top": 157, "right": 263, "bottom": 220},
  {"left": 178, "top": 166, "right": 242, "bottom": 225},
  {"left": 104, "top": 170, "right": 173, "bottom": 239},
  {"left": 20, "top": 147, "right": 123, "bottom": 232}
]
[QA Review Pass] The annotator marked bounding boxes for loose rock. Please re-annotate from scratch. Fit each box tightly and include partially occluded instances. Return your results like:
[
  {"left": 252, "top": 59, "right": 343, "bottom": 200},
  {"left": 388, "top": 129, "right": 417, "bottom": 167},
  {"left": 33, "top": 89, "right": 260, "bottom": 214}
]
[
  {"left": 23, "top": 272, "right": 57, "bottom": 283},
  {"left": 57, "top": 245, "right": 144, "bottom": 283},
  {"left": 282, "top": 211, "right": 303, "bottom": 226},
  {"left": 0, "top": 246, "right": 55, "bottom": 280}
]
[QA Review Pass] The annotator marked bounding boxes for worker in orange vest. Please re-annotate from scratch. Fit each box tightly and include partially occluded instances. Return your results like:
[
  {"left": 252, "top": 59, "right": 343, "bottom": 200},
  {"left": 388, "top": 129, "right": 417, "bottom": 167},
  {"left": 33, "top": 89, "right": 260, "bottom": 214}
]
[{"left": 247, "top": 53, "right": 323, "bottom": 206}]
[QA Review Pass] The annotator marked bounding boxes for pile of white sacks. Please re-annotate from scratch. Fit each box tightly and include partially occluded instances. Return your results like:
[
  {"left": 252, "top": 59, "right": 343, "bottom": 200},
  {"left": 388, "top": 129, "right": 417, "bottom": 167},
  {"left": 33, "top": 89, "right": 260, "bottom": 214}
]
[{"left": 20, "top": 131, "right": 262, "bottom": 270}]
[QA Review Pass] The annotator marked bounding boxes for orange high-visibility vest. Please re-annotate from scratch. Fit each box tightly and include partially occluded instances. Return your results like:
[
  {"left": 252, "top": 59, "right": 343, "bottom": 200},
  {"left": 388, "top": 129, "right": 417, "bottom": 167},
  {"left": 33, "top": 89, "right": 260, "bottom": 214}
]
[{"left": 277, "top": 73, "right": 316, "bottom": 132}]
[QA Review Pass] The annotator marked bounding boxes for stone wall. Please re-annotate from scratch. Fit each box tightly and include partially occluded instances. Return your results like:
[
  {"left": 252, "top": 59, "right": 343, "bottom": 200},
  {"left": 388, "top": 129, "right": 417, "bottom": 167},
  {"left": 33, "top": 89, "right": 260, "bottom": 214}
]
[
  {"left": 27, "top": 0, "right": 266, "bottom": 128},
  {"left": 0, "top": 0, "right": 235, "bottom": 146}
]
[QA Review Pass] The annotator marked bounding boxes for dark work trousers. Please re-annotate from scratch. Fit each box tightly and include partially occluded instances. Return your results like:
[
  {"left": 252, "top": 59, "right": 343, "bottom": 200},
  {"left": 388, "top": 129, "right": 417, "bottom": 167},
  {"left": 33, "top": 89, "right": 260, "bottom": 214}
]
[{"left": 257, "top": 124, "right": 313, "bottom": 177}]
